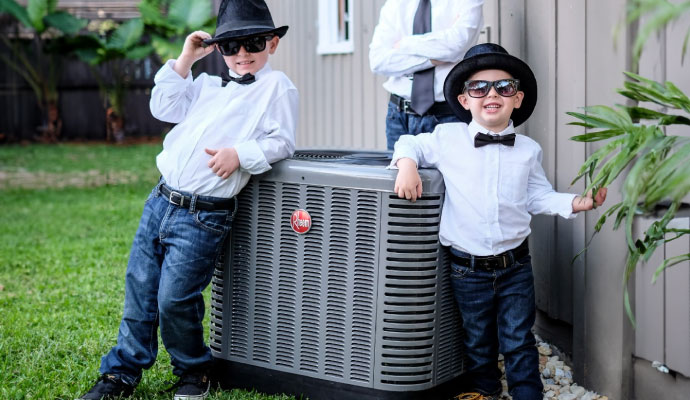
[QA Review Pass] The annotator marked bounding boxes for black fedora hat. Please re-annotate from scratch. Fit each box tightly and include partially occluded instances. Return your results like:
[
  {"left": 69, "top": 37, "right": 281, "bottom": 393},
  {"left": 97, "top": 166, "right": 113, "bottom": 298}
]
[
  {"left": 204, "top": 0, "right": 288, "bottom": 44},
  {"left": 443, "top": 43, "right": 537, "bottom": 127}
]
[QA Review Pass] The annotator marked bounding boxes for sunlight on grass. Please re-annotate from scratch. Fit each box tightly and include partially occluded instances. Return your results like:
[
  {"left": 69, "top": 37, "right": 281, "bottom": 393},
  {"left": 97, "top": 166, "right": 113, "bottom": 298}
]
[{"left": 0, "top": 145, "right": 296, "bottom": 400}]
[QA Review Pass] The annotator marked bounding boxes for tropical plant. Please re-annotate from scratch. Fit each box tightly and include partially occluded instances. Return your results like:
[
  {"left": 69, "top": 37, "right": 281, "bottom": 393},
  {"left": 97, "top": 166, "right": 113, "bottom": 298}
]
[
  {"left": 138, "top": 0, "right": 215, "bottom": 63},
  {"left": 0, "top": 0, "right": 87, "bottom": 141},
  {"left": 72, "top": 18, "right": 152, "bottom": 142},
  {"left": 568, "top": 0, "right": 690, "bottom": 325}
]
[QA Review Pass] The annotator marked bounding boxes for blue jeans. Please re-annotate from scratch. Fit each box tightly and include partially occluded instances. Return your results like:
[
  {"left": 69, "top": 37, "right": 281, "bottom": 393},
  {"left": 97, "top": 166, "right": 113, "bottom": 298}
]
[
  {"left": 99, "top": 182, "right": 235, "bottom": 386},
  {"left": 385, "top": 100, "right": 460, "bottom": 150},
  {"left": 450, "top": 248, "right": 543, "bottom": 400}
]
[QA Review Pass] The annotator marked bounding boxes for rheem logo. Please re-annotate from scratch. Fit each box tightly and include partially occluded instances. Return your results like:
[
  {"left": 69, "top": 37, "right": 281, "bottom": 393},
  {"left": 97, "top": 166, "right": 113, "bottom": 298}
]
[{"left": 291, "top": 209, "right": 312, "bottom": 234}]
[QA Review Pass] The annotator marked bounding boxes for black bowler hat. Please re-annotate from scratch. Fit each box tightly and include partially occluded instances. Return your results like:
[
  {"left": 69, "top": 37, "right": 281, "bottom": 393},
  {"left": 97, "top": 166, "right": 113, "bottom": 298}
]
[
  {"left": 203, "top": 0, "right": 288, "bottom": 44},
  {"left": 443, "top": 43, "right": 538, "bottom": 127}
]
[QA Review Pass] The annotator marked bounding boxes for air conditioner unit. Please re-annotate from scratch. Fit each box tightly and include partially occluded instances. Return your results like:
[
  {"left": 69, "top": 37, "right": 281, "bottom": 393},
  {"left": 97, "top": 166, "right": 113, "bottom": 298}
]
[{"left": 211, "top": 150, "right": 466, "bottom": 400}]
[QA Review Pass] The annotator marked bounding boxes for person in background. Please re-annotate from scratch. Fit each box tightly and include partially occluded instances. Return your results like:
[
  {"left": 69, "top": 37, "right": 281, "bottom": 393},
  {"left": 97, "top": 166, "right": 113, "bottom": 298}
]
[{"left": 369, "top": 0, "right": 484, "bottom": 149}]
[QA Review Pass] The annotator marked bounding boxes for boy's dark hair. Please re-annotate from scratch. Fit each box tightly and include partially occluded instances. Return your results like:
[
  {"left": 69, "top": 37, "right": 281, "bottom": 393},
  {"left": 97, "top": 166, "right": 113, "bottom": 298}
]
[{"left": 443, "top": 43, "right": 538, "bottom": 127}]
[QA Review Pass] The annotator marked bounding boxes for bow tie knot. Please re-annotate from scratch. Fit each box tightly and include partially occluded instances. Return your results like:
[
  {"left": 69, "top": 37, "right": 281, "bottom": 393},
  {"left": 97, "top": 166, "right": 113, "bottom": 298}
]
[
  {"left": 221, "top": 71, "right": 256, "bottom": 86},
  {"left": 474, "top": 132, "right": 516, "bottom": 148}
]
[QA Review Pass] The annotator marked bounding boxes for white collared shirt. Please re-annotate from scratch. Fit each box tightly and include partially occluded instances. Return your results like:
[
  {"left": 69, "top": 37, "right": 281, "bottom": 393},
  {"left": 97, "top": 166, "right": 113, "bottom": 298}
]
[
  {"left": 391, "top": 120, "right": 577, "bottom": 256},
  {"left": 151, "top": 60, "right": 298, "bottom": 198},
  {"left": 369, "top": 0, "right": 484, "bottom": 102}
]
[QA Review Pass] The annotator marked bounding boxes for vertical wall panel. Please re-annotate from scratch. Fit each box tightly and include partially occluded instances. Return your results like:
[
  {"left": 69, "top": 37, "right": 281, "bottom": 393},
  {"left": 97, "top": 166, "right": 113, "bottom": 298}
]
[
  {"left": 554, "top": 0, "right": 587, "bottom": 379},
  {"left": 633, "top": 217, "right": 666, "bottom": 362},
  {"left": 664, "top": 217, "right": 690, "bottom": 377},
  {"left": 523, "top": 0, "right": 562, "bottom": 322}
]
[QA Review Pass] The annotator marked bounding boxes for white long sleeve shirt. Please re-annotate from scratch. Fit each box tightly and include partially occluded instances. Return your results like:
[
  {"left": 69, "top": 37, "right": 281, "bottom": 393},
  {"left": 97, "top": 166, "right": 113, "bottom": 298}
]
[
  {"left": 150, "top": 60, "right": 298, "bottom": 198},
  {"left": 369, "top": 0, "right": 484, "bottom": 102},
  {"left": 391, "top": 120, "right": 577, "bottom": 256}
]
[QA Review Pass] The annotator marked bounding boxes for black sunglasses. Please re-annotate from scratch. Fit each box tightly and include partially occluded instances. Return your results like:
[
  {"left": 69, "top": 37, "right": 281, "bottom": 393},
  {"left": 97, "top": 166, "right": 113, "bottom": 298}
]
[
  {"left": 463, "top": 79, "right": 520, "bottom": 98},
  {"left": 217, "top": 35, "right": 274, "bottom": 56}
]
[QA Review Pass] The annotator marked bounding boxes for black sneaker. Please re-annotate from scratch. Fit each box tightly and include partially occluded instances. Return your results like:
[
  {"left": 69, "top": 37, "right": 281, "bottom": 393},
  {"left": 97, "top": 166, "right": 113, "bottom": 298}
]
[
  {"left": 171, "top": 372, "right": 210, "bottom": 400},
  {"left": 77, "top": 374, "right": 134, "bottom": 399}
]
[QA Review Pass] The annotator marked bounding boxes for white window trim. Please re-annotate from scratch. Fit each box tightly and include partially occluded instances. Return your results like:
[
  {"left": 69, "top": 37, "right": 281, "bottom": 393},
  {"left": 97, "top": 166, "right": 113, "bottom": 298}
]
[{"left": 317, "top": 0, "right": 354, "bottom": 55}]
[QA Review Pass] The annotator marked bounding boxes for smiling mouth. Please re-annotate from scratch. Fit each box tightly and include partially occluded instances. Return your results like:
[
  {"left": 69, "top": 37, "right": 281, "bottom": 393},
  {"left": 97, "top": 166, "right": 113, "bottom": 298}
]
[
  {"left": 484, "top": 104, "right": 501, "bottom": 109},
  {"left": 237, "top": 61, "right": 254, "bottom": 65}
]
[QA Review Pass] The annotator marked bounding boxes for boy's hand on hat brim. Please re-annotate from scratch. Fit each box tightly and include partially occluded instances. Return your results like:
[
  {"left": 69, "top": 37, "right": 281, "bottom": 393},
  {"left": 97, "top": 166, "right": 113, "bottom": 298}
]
[{"left": 181, "top": 31, "right": 215, "bottom": 62}]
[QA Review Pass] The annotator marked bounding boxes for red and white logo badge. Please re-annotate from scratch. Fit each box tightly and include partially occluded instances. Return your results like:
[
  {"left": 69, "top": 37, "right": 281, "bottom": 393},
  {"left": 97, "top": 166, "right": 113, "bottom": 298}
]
[{"left": 291, "top": 209, "right": 312, "bottom": 234}]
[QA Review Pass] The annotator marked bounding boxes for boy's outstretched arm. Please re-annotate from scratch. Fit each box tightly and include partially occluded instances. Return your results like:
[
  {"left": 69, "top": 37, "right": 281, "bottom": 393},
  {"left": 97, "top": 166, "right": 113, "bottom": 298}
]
[
  {"left": 394, "top": 157, "right": 423, "bottom": 202},
  {"left": 174, "top": 31, "right": 216, "bottom": 79},
  {"left": 572, "top": 187, "right": 608, "bottom": 212}
]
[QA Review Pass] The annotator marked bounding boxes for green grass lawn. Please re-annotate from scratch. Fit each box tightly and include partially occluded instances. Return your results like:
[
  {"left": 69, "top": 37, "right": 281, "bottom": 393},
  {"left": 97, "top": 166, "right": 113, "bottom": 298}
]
[{"left": 0, "top": 144, "right": 294, "bottom": 400}]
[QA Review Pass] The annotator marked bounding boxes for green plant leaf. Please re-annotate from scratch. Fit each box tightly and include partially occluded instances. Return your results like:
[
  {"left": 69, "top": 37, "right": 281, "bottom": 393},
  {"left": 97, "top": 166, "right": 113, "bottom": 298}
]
[
  {"left": 652, "top": 253, "right": 690, "bottom": 283},
  {"left": 151, "top": 34, "right": 183, "bottom": 63},
  {"left": 138, "top": 0, "right": 177, "bottom": 31},
  {"left": 107, "top": 18, "right": 144, "bottom": 51},
  {"left": 44, "top": 11, "right": 87, "bottom": 35},
  {"left": 73, "top": 47, "right": 101, "bottom": 65},
  {"left": 624, "top": 286, "right": 636, "bottom": 328},
  {"left": 570, "top": 129, "right": 625, "bottom": 142},
  {"left": 567, "top": 106, "right": 632, "bottom": 130},
  {"left": 168, "top": 0, "right": 212, "bottom": 30},
  {"left": 623, "top": 105, "right": 690, "bottom": 125},
  {"left": 126, "top": 44, "right": 153, "bottom": 60},
  {"left": 0, "top": 0, "right": 34, "bottom": 29},
  {"left": 26, "top": 0, "right": 49, "bottom": 31}
]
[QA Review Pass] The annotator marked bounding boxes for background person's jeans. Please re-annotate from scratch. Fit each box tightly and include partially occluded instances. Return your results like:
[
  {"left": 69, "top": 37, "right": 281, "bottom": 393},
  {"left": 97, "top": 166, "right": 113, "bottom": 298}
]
[
  {"left": 450, "top": 248, "right": 543, "bottom": 400},
  {"left": 99, "top": 183, "right": 234, "bottom": 386},
  {"left": 385, "top": 101, "right": 460, "bottom": 150}
]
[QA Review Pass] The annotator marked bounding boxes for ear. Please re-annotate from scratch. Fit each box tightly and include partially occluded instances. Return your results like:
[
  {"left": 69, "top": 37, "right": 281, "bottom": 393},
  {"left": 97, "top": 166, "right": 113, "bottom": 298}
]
[
  {"left": 513, "top": 91, "right": 524, "bottom": 109},
  {"left": 268, "top": 36, "right": 280, "bottom": 54},
  {"left": 457, "top": 93, "right": 470, "bottom": 110}
]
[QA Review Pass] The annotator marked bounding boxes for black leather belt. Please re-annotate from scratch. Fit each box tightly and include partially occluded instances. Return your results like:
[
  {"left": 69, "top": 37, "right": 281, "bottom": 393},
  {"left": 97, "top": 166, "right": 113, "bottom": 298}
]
[
  {"left": 390, "top": 94, "right": 454, "bottom": 116},
  {"left": 159, "top": 184, "right": 236, "bottom": 211},
  {"left": 450, "top": 239, "right": 530, "bottom": 270}
]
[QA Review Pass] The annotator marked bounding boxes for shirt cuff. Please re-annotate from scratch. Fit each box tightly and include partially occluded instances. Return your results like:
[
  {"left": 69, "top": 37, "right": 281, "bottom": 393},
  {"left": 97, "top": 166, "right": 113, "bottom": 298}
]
[
  {"left": 388, "top": 151, "right": 419, "bottom": 170},
  {"left": 559, "top": 193, "right": 579, "bottom": 219},
  {"left": 235, "top": 140, "right": 272, "bottom": 175}
]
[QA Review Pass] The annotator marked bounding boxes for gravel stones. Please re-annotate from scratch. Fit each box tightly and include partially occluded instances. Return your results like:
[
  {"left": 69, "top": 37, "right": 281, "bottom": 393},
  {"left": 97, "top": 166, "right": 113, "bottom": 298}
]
[{"left": 491, "top": 335, "right": 608, "bottom": 400}]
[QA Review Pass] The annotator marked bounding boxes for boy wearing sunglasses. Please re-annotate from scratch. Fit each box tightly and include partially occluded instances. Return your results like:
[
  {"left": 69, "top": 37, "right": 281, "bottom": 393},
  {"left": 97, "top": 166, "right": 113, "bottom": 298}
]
[
  {"left": 390, "top": 43, "right": 607, "bottom": 400},
  {"left": 77, "top": 1, "right": 297, "bottom": 400}
]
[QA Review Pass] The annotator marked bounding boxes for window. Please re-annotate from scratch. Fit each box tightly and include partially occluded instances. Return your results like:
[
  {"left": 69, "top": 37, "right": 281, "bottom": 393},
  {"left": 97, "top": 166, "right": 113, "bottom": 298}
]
[{"left": 317, "top": 0, "right": 354, "bottom": 54}]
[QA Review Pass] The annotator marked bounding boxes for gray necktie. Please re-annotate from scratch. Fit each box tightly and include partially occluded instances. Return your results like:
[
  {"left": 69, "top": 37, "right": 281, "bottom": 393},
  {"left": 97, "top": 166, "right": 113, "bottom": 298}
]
[{"left": 411, "top": 0, "right": 434, "bottom": 115}]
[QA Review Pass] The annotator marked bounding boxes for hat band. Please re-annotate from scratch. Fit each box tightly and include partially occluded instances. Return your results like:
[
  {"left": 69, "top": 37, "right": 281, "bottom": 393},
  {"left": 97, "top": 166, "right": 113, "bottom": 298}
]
[{"left": 216, "top": 21, "right": 276, "bottom": 34}]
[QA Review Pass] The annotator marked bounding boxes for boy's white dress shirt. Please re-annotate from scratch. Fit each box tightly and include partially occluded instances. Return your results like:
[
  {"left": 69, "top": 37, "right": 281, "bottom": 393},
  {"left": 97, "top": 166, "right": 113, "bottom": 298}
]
[
  {"left": 369, "top": 0, "right": 484, "bottom": 103},
  {"left": 391, "top": 120, "right": 577, "bottom": 256},
  {"left": 151, "top": 60, "right": 298, "bottom": 198}
]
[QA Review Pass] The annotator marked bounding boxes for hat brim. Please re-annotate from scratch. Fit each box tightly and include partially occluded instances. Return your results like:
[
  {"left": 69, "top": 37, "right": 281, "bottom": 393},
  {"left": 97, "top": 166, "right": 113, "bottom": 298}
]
[
  {"left": 443, "top": 52, "right": 537, "bottom": 127},
  {"left": 203, "top": 25, "right": 288, "bottom": 45}
]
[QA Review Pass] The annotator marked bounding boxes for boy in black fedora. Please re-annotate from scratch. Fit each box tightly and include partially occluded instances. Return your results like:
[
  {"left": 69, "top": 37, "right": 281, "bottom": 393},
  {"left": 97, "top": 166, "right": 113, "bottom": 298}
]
[
  {"left": 77, "top": 1, "right": 297, "bottom": 399},
  {"left": 390, "top": 43, "right": 607, "bottom": 399}
]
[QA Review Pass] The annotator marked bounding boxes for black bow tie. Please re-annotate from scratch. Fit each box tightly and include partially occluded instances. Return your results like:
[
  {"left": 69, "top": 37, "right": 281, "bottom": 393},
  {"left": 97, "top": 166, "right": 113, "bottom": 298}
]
[
  {"left": 474, "top": 132, "right": 516, "bottom": 148},
  {"left": 221, "top": 71, "right": 256, "bottom": 86}
]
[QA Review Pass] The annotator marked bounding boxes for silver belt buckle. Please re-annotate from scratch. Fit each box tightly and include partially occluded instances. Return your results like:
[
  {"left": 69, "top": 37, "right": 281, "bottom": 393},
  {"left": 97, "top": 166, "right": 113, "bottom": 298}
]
[
  {"left": 402, "top": 99, "right": 414, "bottom": 114},
  {"left": 169, "top": 190, "right": 185, "bottom": 207},
  {"left": 500, "top": 254, "right": 510, "bottom": 269}
]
